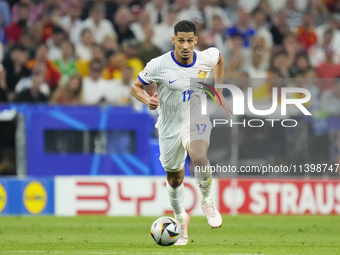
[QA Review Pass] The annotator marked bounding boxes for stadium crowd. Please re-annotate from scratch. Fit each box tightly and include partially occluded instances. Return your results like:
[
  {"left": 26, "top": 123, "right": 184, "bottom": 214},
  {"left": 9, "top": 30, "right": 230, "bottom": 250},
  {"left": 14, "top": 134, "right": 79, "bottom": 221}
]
[
  {"left": 0, "top": 0, "right": 339, "bottom": 115},
  {"left": 0, "top": 0, "right": 340, "bottom": 175}
]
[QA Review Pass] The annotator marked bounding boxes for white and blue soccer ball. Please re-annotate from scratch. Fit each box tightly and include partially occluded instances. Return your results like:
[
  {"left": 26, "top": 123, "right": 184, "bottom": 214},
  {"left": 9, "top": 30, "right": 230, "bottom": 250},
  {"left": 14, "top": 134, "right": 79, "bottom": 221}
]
[{"left": 150, "top": 216, "right": 181, "bottom": 246}]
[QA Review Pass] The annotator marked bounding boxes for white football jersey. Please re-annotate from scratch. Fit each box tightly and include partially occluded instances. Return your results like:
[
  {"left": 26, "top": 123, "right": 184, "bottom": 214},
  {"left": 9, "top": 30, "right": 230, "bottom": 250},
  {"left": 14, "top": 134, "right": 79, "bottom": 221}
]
[{"left": 138, "top": 47, "right": 220, "bottom": 138}]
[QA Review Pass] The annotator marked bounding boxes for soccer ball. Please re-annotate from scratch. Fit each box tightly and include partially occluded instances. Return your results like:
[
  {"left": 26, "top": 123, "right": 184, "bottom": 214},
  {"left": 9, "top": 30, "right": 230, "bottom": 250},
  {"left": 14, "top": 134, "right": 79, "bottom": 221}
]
[{"left": 150, "top": 216, "right": 181, "bottom": 246}]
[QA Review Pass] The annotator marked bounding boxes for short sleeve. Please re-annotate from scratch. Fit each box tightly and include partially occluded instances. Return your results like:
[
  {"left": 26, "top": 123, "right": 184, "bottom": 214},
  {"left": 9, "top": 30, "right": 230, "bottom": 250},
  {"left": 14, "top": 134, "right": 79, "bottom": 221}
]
[
  {"left": 204, "top": 47, "right": 220, "bottom": 68},
  {"left": 137, "top": 58, "right": 159, "bottom": 85}
]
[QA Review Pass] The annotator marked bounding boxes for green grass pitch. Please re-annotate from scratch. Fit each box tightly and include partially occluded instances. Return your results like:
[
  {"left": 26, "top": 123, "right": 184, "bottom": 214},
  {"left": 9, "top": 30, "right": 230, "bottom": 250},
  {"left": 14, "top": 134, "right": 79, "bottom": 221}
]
[{"left": 0, "top": 215, "right": 339, "bottom": 255}]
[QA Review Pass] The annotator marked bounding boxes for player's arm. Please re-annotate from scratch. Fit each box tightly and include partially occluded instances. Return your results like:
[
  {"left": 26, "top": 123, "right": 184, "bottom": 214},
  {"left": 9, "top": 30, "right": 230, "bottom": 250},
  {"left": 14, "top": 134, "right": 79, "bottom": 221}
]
[
  {"left": 130, "top": 79, "right": 159, "bottom": 110},
  {"left": 213, "top": 52, "right": 232, "bottom": 118}
]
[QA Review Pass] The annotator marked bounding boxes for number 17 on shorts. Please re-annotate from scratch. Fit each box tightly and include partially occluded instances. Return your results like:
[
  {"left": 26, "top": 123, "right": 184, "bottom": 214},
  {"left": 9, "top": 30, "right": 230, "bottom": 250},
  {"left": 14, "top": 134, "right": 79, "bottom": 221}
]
[{"left": 195, "top": 124, "right": 207, "bottom": 135}]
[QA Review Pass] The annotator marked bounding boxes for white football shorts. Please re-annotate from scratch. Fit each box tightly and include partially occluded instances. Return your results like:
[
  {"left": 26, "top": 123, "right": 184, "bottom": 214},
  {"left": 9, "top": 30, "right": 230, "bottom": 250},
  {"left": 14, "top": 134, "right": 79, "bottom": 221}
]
[{"left": 159, "top": 93, "right": 212, "bottom": 172}]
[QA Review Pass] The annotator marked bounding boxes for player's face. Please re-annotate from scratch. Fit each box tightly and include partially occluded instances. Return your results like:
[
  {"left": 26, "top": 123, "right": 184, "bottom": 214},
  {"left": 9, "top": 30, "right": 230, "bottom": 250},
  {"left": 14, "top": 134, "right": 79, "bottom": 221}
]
[{"left": 172, "top": 32, "right": 198, "bottom": 62}]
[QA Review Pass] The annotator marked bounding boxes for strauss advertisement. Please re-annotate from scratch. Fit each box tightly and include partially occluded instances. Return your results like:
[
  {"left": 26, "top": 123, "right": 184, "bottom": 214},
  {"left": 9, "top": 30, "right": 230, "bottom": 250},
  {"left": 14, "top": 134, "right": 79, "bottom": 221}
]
[
  {"left": 55, "top": 177, "right": 340, "bottom": 216},
  {"left": 219, "top": 179, "right": 340, "bottom": 215}
]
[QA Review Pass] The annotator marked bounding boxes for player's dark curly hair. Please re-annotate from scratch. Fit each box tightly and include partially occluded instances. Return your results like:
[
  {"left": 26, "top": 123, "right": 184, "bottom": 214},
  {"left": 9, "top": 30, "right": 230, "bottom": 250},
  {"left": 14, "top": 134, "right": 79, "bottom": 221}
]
[{"left": 174, "top": 20, "right": 197, "bottom": 36}]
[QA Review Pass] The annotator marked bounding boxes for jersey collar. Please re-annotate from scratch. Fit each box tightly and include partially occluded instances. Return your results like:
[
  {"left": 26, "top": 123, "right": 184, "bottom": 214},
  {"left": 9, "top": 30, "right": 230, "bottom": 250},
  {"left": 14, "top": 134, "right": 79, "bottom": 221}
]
[{"left": 171, "top": 50, "right": 197, "bottom": 68}]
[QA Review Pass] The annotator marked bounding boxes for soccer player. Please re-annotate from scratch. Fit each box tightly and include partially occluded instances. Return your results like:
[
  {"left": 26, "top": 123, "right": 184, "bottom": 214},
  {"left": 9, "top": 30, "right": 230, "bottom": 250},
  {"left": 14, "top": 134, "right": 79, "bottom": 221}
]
[{"left": 130, "top": 20, "right": 232, "bottom": 245}]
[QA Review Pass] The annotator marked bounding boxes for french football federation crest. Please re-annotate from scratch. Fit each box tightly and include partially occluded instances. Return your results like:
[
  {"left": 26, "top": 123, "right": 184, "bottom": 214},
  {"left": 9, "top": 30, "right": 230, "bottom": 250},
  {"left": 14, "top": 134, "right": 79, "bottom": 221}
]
[{"left": 198, "top": 70, "right": 208, "bottom": 80}]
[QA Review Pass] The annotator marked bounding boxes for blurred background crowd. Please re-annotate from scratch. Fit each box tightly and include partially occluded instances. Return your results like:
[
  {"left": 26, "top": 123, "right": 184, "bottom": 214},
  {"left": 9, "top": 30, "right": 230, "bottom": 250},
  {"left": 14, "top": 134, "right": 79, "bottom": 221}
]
[
  {"left": 0, "top": 0, "right": 340, "bottom": 176},
  {"left": 0, "top": 0, "right": 339, "bottom": 110}
]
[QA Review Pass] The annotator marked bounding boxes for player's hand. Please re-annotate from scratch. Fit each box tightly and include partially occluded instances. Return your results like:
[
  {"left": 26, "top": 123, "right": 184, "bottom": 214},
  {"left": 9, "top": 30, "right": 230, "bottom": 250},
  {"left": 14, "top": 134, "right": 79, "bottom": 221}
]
[
  {"left": 148, "top": 93, "right": 159, "bottom": 110},
  {"left": 216, "top": 95, "right": 233, "bottom": 119}
]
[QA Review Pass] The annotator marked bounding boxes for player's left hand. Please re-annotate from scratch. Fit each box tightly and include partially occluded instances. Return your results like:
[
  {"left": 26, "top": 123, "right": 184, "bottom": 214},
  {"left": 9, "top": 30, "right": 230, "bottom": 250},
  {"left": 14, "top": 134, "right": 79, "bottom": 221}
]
[{"left": 215, "top": 95, "right": 232, "bottom": 118}]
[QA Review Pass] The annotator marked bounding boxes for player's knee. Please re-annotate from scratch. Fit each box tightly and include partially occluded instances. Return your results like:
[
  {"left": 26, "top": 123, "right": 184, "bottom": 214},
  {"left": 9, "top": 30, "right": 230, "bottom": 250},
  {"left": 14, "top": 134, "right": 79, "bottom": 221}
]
[
  {"left": 191, "top": 153, "right": 208, "bottom": 167},
  {"left": 167, "top": 175, "right": 184, "bottom": 188}
]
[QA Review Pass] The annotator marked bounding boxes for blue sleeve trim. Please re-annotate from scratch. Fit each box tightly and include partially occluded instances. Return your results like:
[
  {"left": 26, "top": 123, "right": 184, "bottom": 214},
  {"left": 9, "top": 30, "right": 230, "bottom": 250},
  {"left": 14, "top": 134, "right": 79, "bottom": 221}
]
[{"left": 138, "top": 75, "right": 149, "bottom": 85}]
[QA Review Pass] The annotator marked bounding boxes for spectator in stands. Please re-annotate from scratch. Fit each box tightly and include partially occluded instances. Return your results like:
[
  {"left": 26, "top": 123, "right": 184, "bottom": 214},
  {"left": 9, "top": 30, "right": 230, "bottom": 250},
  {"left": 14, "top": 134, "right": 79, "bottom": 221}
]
[
  {"left": 76, "top": 29, "right": 94, "bottom": 61},
  {"left": 113, "top": 6, "right": 135, "bottom": 45},
  {"left": 291, "top": 52, "right": 312, "bottom": 77},
  {"left": 297, "top": 11, "right": 318, "bottom": 50},
  {"left": 102, "top": 51, "right": 125, "bottom": 81},
  {"left": 82, "top": 58, "right": 115, "bottom": 105},
  {"left": 208, "top": 15, "right": 226, "bottom": 50},
  {"left": 50, "top": 74, "right": 82, "bottom": 104},
  {"left": 291, "top": 71, "right": 314, "bottom": 109},
  {"left": 308, "top": 0, "right": 329, "bottom": 27},
  {"left": 225, "top": 8, "right": 256, "bottom": 48},
  {"left": 317, "top": 47, "right": 340, "bottom": 91},
  {"left": 110, "top": 66, "right": 138, "bottom": 107},
  {"left": 39, "top": 7, "right": 63, "bottom": 43},
  {"left": 2, "top": 44, "right": 30, "bottom": 101},
  {"left": 269, "top": 9, "right": 289, "bottom": 46},
  {"left": 11, "top": 0, "right": 43, "bottom": 24},
  {"left": 83, "top": 4, "right": 116, "bottom": 44},
  {"left": 0, "top": 1, "right": 10, "bottom": 28},
  {"left": 224, "top": 51, "right": 244, "bottom": 81},
  {"left": 309, "top": 28, "right": 340, "bottom": 66},
  {"left": 103, "top": 35, "right": 119, "bottom": 56},
  {"left": 130, "top": 9, "right": 151, "bottom": 43},
  {"left": 137, "top": 25, "right": 161, "bottom": 65},
  {"left": 223, "top": 0, "right": 239, "bottom": 23},
  {"left": 38, "top": 0, "right": 61, "bottom": 14},
  {"left": 285, "top": 0, "right": 303, "bottom": 28},
  {"left": 251, "top": 9, "right": 273, "bottom": 49},
  {"left": 251, "top": 36, "right": 271, "bottom": 69},
  {"left": 5, "top": 3, "right": 30, "bottom": 44},
  {"left": 332, "top": 14, "right": 340, "bottom": 32},
  {"left": 26, "top": 43, "right": 61, "bottom": 90},
  {"left": 17, "top": 30, "right": 34, "bottom": 58},
  {"left": 203, "top": 0, "right": 231, "bottom": 31},
  {"left": 270, "top": 50, "right": 291, "bottom": 78},
  {"left": 277, "top": 31, "right": 304, "bottom": 69},
  {"left": 145, "top": 0, "right": 168, "bottom": 25},
  {"left": 304, "top": 67, "right": 321, "bottom": 110},
  {"left": 173, "top": 0, "right": 196, "bottom": 23},
  {"left": 122, "top": 39, "right": 144, "bottom": 80},
  {"left": 236, "top": 72, "right": 251, "bottom": 92},
  {"left": 254, "top": 0, "right": 273, "bottom": 26},
  {"left": 320, "top": 77, "right": 340, "bottom": 116},
  {"left": 54, "top": 40, "right": 77, "bottom": 82},
  {"left": 153, "top": 7, "right": 178, "bottom": 53},
  {"left": 15, "top": 62, "right": 50, "bottom": 97},
  {"left": 195, "top": 30, "right": 211, "bottom": 51},
  {"left": 14, "top": 70, "right": 48, "bottom": 103},
  {"left": 315, "top": 15, "right": 340, "bottom": 50},
  {"left": 195, "top": 0, "right": 230, "bottom": 31},
  {"left": 46, "top": 26, "right": 67, "bottom": 61},
  {"left": 28, "top": 19, "right": 43, "bottom": 46},
  {"left": 253, "top": 69, "right": 284, "bottom": 103},
  {"left": 245, "top": 45, "right": 268, "bottom": 88},
  {"left": 222, "top": 33, "right": 251, "bottom": 68},
  {"left": 58, "top": 2, "right": 83, "bottom": 44},
  {"left": 76, "top": 43, "right": 106, "bottom": 78}
]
